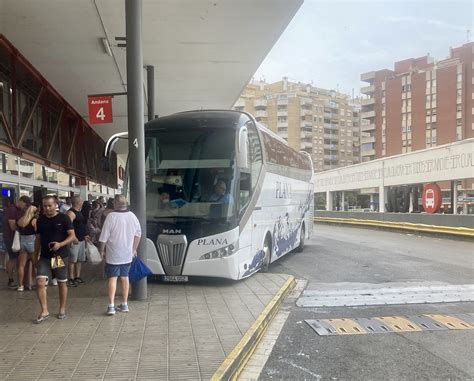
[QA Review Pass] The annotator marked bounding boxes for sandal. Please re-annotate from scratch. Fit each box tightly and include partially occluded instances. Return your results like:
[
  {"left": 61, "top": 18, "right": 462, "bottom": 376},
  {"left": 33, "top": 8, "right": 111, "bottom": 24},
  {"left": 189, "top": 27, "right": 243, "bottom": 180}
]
[
  {"left": 34, "top": 314, "right": 50, "bottom": 324},
  {"left": 57, "top": 313, "right": 67, "bottom": 320}
]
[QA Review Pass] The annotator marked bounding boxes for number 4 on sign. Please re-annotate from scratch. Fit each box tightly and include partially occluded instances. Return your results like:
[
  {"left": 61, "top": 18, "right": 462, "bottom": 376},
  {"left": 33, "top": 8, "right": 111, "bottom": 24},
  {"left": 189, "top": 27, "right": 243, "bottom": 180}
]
[
  {"left": 96, "top": 107, "right": 106, "bottom": 121},
  {"left": 133, "top": 138, "right": 138, "bottom": 148}
]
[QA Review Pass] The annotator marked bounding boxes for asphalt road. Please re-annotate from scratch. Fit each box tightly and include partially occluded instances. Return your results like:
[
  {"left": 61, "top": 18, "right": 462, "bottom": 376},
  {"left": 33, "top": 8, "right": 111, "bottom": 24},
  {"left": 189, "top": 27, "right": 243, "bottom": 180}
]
[{"left": 260, "top": 224, "right": 474, "bottom": 380}]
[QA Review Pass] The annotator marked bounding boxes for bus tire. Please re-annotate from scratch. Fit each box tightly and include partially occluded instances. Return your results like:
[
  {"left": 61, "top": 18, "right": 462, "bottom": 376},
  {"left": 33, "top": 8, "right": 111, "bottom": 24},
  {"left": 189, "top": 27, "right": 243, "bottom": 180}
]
[
  {"left": 295, "top": 223, "right": 305, "bottom": 253},
  {"left": 260, "top": 236, "right": 272, "bottom": 273}
]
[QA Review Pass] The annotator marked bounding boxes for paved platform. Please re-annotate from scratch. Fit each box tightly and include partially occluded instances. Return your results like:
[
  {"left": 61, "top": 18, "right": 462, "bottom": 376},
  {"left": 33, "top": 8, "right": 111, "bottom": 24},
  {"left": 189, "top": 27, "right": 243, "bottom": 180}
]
[{"left": 0, "top": 267, "right": 290, "bottom": 380}]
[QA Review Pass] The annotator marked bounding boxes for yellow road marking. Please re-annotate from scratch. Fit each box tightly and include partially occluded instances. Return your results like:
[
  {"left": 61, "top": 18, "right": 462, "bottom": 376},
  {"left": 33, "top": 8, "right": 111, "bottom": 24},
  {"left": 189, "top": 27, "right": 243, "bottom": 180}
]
[
  {"left": 374, "top": 316, "right": 422, "bottom": 332},
  {"left": 424, "top": 314, "right": 474, "bottom": 330},
  {"left": 325, "top": 318, "right": 366, "bottom": 335}
]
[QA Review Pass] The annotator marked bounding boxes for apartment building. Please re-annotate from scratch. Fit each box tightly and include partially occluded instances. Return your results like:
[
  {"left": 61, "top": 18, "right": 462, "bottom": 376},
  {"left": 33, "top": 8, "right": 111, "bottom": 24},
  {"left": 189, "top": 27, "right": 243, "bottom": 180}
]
[
  {"left": 234, "top": 79, "right": 361, "bottom": 172},
  {"left": 360, "top": 42, "right": 474, "bottom": 161}
]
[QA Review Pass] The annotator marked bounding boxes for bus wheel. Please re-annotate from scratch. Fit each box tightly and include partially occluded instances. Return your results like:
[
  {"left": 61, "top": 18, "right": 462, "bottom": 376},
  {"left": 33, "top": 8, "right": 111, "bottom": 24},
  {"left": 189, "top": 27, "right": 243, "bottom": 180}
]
[
  {"left": 295, "top": 223, "right": 305, "bottom": 253},
  {"left": 261, "top": 237, "right": 272, "bottom": 273}
]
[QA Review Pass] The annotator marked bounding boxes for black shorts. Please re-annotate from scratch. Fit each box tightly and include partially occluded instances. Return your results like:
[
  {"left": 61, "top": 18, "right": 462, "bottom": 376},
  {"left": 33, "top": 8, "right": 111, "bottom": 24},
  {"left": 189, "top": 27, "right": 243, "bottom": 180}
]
[
  {"left": 4, "top": 238, "right": 20, "bottom": 259},
  {"left": 36, "top": 257, "right": 68, "bottom": 283}
]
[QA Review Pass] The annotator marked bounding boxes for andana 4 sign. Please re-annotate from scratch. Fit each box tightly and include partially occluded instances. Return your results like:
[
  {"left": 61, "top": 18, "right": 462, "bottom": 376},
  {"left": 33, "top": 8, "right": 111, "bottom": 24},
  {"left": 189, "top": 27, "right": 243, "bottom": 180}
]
[{"left": 88, "top": 96, "right": 113, "bottom": 124}]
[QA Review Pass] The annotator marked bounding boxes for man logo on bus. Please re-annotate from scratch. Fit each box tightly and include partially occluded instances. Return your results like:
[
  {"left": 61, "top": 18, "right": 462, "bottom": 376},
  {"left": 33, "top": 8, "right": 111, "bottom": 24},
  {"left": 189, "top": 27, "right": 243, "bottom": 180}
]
[{"left": 162, "top": 228, "right": 182, "bottom": 234}]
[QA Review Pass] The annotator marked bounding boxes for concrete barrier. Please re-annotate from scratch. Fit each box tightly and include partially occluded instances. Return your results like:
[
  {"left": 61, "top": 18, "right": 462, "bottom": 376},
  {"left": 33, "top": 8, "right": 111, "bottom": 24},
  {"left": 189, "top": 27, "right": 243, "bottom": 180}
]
[{"left": 315, "top": 211, "right": 474, "bottom": 228}]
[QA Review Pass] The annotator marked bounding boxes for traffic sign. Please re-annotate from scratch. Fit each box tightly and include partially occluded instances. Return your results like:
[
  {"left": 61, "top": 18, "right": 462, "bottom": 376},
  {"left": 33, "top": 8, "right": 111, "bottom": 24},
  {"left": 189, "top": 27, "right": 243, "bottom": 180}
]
[
  {"left": 422, "top": 183, "right": 442, "bottom": 213},
  {"left": 88, "top": 96, "right": 113, "bottom": 124}
]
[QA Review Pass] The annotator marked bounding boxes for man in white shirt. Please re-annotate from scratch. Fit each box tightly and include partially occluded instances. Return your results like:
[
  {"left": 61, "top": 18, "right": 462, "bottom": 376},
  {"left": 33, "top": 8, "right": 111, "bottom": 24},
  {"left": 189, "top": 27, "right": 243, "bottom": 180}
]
[
  {"left": 99, "top": 195, "right": 141, "bottom": 315},
  {"left": 59, "top": 197, "right": 72, "bottom": 214}
]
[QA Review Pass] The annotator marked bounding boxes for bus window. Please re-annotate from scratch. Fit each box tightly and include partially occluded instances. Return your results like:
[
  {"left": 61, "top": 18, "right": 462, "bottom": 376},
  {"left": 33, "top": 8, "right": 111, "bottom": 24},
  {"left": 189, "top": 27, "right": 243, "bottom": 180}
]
[
  {"left": 247, "top": 121, "right": 263, "bottom": 192},
  {"left": 239, "top": 174, "right": 251, "bottom": 213}
]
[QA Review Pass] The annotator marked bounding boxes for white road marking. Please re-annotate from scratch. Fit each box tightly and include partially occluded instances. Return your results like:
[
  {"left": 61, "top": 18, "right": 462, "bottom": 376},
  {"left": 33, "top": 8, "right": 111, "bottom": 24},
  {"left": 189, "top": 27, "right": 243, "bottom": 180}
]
[
  {"left": 297, "top": 282, "right": 474, "bottom": 307},
  {"left": 238, "top": 279, "right": 306, "bottom": 381}
]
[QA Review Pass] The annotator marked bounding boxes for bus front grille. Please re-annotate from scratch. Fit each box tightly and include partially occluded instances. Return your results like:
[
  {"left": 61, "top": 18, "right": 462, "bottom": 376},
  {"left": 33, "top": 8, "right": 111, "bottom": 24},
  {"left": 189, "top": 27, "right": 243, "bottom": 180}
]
[{"left": 156, "top": 234, "right": 188, "bottom": 275}]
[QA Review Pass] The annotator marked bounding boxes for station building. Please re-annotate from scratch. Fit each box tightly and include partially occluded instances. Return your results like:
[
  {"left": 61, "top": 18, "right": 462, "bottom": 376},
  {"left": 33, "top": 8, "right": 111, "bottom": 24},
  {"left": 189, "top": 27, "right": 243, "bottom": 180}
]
[{"left": 0, "top": 34, "right": 118, "bottom": 206}]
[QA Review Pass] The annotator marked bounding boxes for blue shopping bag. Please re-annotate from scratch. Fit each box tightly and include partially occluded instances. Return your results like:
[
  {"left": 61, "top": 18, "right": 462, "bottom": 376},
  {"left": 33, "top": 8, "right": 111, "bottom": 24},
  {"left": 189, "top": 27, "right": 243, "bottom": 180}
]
[{"left": 129, "top": 256, "right": 153, "bottom": 283}]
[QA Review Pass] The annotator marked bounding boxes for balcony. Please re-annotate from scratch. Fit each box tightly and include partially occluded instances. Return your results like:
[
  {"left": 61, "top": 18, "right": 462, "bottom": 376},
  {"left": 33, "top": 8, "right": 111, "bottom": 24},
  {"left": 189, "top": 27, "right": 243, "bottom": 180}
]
[
  {"left": 324, "top": 144, "right": 338, "bottom": 150},
  {"left": 361, "top": 149, "right": 376, "bottom": 157},
  {"left": 254, "top": 110, "right": 267, "bottom": 118},
  {"left": 360, "top": 85, "right": 375, "bottom": 94},
  {"left": 254, "top": 99, "right": 267, "bottom": 108},
  {"left": 361, "top": 123, "right": 375, "bottom": 132},
  {"left": 301, "top": 98, "right": 312, "bottom": 107},
  {"left": 324, "top": 133, "right": 339, "bottom": 140},
  {"left": 277, "top": 121, "right": 288, "bottom": 128},
  {"left": 300, "top": 141, "right": 312, "bottom": 149},
  {"left": 324, "top": 154, "right": 338, "bottom": 161},
  {"left": 324, "top": 123, "right": 338, "bottom": 131},
  {"left": 301, "top": 108, "right": 313, "bottom": 116},
  {"left": 277, "top": 99, "right": 288, "bottom": 105},
  {"left": 361, "top": 110, "right": 376, "bottom": 119},
  {"left": 361, "top": 135, "right": 376, "bottom": 144},
  {"left": 361, "top": 71, "right": 376, "bottom": 82},
  {"left": 361, "top": 98, "right": 375, "bottom": 106},
  {"left": 277, "top": 110, "right": 288, "bottom": 117}
]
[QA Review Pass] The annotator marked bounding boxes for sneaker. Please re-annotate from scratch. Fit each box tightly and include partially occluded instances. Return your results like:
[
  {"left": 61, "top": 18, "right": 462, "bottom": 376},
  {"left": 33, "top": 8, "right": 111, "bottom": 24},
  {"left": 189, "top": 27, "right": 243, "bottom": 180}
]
[
  {"left": 51, "top": 278, "right": 58, "bottom": 286},
  {"left": 74, "top": 277, "right": 85, "bottom": 285},
  {"left": 106, "top": 305, "right": 116, "bottom": 316},
  {"left": 17, "top": 285, "right": 24, "bottom": 292},
  {"left": 115, "top": 304, "right": 129, "bottom": 313},
  {"left": 67, "top": 279, "right": 77, "bottom": 287},
  {"left": 8, "top": 279, "right": 17, "bottom": 289}
]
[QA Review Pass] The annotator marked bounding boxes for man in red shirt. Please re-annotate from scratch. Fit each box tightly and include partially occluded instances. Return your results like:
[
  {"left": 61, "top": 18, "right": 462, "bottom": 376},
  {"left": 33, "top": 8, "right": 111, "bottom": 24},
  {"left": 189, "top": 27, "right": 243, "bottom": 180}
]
[{"left": 3, "top": 196, "right": 30, "bottom": 288}]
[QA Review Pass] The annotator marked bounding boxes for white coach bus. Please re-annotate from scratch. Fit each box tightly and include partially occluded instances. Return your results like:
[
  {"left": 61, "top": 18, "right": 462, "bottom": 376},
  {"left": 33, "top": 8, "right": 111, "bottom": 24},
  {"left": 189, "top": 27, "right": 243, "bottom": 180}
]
[{"left": 105, "top": 110, "right": 314, "bottom": 281}]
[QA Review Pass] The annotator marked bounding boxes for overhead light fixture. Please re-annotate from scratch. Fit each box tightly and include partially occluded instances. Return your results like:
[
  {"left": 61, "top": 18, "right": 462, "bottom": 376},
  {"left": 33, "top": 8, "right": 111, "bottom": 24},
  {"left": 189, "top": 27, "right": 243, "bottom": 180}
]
[{"left": 101, "top": 38, "right": 112, "bottom": 56}]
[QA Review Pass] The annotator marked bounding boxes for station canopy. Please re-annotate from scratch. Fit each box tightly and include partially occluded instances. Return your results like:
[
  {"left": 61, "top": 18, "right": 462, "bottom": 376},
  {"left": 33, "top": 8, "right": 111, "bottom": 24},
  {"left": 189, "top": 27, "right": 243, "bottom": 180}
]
[{"left": 0, "top": 0, "right": 302, "bottom": 154}]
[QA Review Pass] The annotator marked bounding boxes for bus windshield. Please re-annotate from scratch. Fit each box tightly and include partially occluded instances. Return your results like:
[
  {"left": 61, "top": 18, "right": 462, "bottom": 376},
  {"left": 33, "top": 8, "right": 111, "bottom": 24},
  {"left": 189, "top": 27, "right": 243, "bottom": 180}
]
[{"left": 144, "top": 127, "right": 237, "bottom": 221}]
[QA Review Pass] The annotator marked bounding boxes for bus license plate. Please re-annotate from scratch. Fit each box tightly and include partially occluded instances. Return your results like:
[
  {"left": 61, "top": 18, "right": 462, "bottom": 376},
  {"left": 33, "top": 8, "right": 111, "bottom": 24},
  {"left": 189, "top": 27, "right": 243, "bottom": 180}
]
[{"left": 162, "top": 275, "right": 188, "bottom": 282}]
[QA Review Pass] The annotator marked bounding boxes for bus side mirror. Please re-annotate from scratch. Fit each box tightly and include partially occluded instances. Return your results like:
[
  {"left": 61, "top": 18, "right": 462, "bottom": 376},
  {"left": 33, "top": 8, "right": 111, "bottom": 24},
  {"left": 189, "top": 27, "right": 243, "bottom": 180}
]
[
  {"left": 237, "top": 127, "right": 249, "bottom": 169},
  {"left": 102, "top": 157, "right": 111, "bottom": 172}
]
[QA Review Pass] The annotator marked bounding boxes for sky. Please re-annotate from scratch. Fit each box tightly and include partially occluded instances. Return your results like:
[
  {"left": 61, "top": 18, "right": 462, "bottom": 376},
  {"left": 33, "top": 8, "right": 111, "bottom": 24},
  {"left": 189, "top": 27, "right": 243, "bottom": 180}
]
[{"left": 254, "top": 0, "right": 473, "bottom": 96}]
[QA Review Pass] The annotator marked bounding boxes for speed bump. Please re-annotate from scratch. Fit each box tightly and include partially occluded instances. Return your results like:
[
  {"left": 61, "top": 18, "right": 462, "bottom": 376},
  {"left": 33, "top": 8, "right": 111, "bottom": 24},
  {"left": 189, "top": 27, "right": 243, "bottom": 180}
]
[
  {"left": 424, "top": 314, "right": 474, "bottom": 330},
  {"left": 374, "top": 316, "right": 422, "bottom": 332},
  {"left": 306, "top": 313, "right": 473, "bottom": 336},
  {"left": 325, "top": 318, "right": 366, "bottom": 335}
]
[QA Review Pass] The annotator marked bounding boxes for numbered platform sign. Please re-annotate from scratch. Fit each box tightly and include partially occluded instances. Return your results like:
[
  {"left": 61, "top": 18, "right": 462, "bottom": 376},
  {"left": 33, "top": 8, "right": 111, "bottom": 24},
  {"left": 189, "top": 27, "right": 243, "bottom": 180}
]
[{"left": 88, "top": 96, "right": 113, "bottom": 124}]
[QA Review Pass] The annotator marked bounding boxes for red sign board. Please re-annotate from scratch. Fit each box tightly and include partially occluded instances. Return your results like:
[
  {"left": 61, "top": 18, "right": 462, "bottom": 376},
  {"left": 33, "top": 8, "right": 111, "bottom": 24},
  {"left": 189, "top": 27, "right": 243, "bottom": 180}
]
[
  {"left": 88, "top": 96, "right": 113, "bottom": 124},
  {"left": 422, "top": 183, "right": 442, "bottom": 213}
]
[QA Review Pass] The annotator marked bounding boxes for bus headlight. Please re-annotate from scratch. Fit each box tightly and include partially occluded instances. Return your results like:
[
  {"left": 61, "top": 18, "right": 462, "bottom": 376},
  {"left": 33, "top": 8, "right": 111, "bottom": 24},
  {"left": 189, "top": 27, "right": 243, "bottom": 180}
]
[{"left": 199, "top": 242, "right": 238, "bottom": 260}]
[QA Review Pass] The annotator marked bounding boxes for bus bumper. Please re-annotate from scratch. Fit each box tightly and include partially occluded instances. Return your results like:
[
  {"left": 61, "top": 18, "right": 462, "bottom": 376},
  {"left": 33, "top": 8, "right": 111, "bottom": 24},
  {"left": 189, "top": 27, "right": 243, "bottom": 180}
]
[{"left": 181, "top": 252, "right": 242, "bottom": 280}]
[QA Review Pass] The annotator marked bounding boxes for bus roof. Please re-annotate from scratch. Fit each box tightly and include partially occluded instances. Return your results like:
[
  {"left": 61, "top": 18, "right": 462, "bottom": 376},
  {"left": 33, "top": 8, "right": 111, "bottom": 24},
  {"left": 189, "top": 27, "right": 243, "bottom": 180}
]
[{"left": 145, "top": 110, "right": 250, "bottom": 131}]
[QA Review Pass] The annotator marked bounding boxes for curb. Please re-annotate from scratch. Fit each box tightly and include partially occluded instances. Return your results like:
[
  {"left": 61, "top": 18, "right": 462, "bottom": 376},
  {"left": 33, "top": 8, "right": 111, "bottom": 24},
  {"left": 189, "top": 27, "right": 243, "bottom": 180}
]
[
  {"left": 314, "top": 217, "right": 474, "bottom": 238},
  {"left": 211, "top": 275, "right": 296, "bottom": 381}
]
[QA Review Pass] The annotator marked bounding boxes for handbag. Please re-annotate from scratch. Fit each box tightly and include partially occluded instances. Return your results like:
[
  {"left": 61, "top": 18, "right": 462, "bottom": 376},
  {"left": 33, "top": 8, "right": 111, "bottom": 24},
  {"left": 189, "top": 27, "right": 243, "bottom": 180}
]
[
  {"left": 51, "top": 256, "right": 65, "bottom": 269},
  {"left": 129, "top": 256, "right": 153, "bottom": 283},
  {"left": 11, "top": 231, "right": 21, "bottom": 252},
  {"left": 86, "top": 241, "right": 102, "bottom": 264}
]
